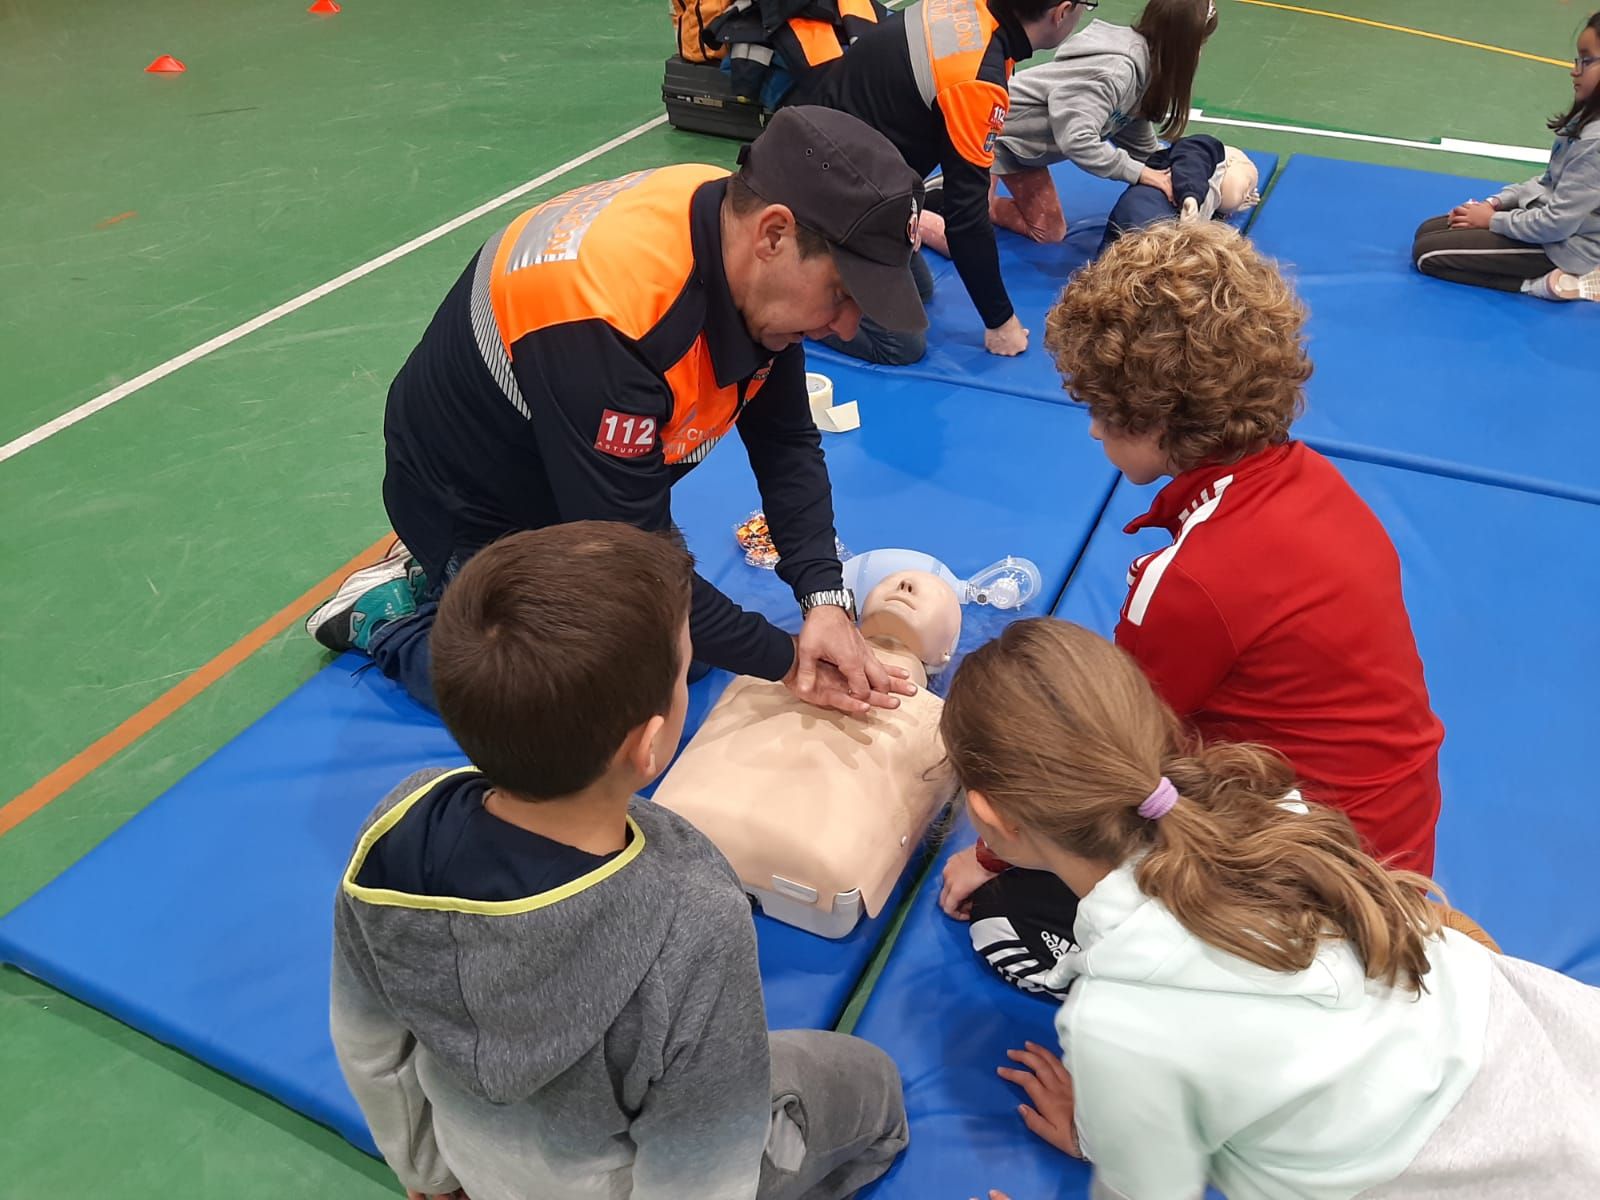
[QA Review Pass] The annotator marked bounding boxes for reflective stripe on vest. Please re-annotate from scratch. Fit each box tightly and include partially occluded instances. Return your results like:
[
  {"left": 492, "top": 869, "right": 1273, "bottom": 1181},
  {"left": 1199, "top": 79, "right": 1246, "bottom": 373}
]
[
  {"left": 476, "top": 165, "right": 767, "bottom": 467},
  {"left": 469, "top": 220, "right": 524, "bottom": 417},
  {"left": 905, "top": 0, "right": 996, "bottom": 106},
  {"left": 904, "top": 0, "right": 1010, "bottom": 167}
]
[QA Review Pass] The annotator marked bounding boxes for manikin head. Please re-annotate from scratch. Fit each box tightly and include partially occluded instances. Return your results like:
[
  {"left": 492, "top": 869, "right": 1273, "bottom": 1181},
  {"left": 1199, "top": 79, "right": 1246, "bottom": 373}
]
[
  {"left": 859, "top": 570, "right": 963, "bottom": 672},
  {"left": 1216, "top": 145, "right": 1261, "bottom": 214}
]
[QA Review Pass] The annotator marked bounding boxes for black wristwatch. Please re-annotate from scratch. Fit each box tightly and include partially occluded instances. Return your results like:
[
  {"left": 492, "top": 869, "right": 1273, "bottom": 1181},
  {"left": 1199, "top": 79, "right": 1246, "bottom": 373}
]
[{"left": 799, "top": 587, "right": 857, "bottom": 623}]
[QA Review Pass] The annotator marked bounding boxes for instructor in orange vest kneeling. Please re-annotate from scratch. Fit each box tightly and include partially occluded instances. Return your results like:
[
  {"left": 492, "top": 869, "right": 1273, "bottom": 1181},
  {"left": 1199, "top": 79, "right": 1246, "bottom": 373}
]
[{"left": 307, "top": 108, "right": 926, "bottom": 717}]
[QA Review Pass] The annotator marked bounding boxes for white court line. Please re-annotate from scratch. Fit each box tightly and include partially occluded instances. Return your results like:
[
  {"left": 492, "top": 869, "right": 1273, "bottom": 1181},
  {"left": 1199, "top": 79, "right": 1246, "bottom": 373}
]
[
  {"left": 0, "top": 114, "right": 670, "bottom": 465},
  {"left": 1189, "top": 108, "right": 1549, "bottom": 164}
]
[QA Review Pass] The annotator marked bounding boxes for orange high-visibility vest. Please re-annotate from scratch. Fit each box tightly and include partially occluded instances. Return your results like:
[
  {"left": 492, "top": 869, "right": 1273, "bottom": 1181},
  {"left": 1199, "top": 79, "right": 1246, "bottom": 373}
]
[
  {"left": 481, "top": 164, "right": 766, "bottom": 466},
  {"left": 905, "top": 0, "right": 1013, "bottom": 167}
]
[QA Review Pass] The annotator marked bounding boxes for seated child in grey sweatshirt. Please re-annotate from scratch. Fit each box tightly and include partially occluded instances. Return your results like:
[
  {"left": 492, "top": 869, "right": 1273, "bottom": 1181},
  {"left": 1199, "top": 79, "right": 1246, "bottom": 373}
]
[
  {"left": 330, "top": 521, "right": 908, "bottom": 1200},
  {"left": 1412, "top": 11, "right": 1600, "bottom": 302}
]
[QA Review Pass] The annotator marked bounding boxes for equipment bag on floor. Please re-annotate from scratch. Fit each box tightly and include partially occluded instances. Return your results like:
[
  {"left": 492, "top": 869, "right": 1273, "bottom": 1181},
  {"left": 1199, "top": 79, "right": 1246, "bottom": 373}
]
[
  {"left": 709, "top": 0, "right": 885, "bottom": 103},
  {"left": 674, "top": 0, "right": 737, "bottom": 63}
]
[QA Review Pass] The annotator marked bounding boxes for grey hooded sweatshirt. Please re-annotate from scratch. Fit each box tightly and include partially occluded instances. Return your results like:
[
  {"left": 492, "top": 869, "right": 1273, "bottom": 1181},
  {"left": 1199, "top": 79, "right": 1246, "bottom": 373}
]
[
  {"left": 1490, "top": 118, "right": 1600, "bottom": 273},
  {"left": 992, "top": 20, "right": 1161, "bottom": 183},
  {"left": 330, "top": 768, "right": 772, "bottom": 1199}
]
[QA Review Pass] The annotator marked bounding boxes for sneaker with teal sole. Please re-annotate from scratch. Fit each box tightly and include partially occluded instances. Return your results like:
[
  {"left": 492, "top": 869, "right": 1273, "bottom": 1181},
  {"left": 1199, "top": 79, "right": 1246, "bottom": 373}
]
[
  {"left": 406, "top": 557, "right": 431, "bottom": 605},
  {"left": 305, "top": 544, "right": 418, "bottom": 653}
]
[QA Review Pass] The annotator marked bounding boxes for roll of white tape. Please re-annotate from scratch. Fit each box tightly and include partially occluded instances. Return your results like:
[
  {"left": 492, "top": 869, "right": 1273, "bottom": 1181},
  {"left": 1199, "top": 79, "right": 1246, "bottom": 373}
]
[{"left": 805, "top": 372, "right": 834, "bottom": 424}]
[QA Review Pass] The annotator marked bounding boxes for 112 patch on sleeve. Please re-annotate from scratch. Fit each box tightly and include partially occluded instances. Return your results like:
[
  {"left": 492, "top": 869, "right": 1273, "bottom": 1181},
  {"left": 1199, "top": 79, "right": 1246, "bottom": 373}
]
[
  {"left": 594, "top": 409, "right": 659, "bottom": 458},
  {"left": 983, "top": 102, "right": 1006, "bottom": 154}
]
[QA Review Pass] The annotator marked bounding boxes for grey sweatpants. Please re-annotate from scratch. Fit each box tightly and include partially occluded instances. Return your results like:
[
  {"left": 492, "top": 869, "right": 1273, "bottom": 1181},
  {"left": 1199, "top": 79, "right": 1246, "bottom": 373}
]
[
  {"left": 758, "top": 1030, "right": 909, "bottom": 1200},
  {"left": 1412, "top": 215, "right": 1555, "bottom": 293}
]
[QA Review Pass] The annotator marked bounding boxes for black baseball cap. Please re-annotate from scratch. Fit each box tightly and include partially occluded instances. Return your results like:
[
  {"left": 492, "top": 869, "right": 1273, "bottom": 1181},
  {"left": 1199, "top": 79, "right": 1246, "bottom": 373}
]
[{"left": 737, "top": 106, "right": 928, "bottom": 333}]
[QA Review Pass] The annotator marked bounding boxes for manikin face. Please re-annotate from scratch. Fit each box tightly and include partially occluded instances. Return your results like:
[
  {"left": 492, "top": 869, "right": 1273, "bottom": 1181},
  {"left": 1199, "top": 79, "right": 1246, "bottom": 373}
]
[
  {"left": 1217, "top": 146, "right": 1260, "bottom": 214},
  {"left": 859, "top": 570, "right": 963, "bottom": 669},
  {"left": 1088, "top": 415, "right": 1173, "bottom": 485},
  {"left": 1576, "top": 27, "right": 1600, "bottom": 104},
  {"left": 740, "top": 211, "right": 864, "bottom": 351}
]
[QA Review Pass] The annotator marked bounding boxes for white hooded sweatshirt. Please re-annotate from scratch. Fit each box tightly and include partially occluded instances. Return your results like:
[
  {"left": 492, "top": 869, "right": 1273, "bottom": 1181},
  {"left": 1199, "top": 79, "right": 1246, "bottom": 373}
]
[{"left": 1044, "top": 860, "right": 1600, "bottom": 1199}]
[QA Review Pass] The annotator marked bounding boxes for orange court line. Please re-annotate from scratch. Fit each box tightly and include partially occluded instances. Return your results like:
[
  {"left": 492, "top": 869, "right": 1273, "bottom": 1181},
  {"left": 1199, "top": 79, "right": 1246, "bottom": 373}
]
[
  {"left": 0, "top": 535, "right": 393, "bottom": 839},
  {"left": 1233, "top": 0, "right": 1571, "bottom": 69}
]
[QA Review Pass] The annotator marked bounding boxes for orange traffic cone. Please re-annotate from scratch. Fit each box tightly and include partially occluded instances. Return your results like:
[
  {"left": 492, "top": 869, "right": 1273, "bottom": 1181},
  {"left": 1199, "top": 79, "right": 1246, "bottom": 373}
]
[
  {"left": 308, "top": 0, "right": 341, "bottom": 13},
  {"left": 145, "top": 54, "right": 186, "bottom": 73}
]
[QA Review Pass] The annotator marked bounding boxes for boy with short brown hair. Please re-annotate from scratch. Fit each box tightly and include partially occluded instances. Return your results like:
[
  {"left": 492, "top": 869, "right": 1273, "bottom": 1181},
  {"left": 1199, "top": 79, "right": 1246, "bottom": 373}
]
[{"left": 331, "top": 520, "right": 907, "bottom": 1200}]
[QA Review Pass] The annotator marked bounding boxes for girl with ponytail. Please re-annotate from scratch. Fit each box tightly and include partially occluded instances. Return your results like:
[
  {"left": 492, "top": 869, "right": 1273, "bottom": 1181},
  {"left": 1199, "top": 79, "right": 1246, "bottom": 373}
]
[{"left": 944, "top": 619, "right": 1600, "bottom": 1200}]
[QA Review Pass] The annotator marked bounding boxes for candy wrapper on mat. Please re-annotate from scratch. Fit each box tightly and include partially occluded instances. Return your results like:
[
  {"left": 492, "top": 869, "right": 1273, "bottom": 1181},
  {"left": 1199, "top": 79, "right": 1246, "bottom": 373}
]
[{"left": 734, "top": 511, "right": 850, "bottom": 570}]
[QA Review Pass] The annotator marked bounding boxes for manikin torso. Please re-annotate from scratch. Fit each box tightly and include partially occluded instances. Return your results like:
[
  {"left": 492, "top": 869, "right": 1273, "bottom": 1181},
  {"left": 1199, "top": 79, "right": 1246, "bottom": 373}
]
[{"left": 652, "top": 571, "right": 961, "bottom": 936}]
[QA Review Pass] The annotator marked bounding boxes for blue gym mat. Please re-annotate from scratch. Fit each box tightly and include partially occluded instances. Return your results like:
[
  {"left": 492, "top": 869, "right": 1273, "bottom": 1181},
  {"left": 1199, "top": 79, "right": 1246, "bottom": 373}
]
[
  {"left": 1054, "top": 461, "right": 1600, "bottom": 984},
  {"left": 0, "top": 364, "right": 1120, "bottom": 1156},
  {"left": 7, "top": 152, "right": 1590, "bottom": 1189},
  {"left": 0, "top": 659, "right": 919, "bottom": 1155},
  {"left": 1248, "top": 156, "right": 1596, "bottom": 505},
  {"left": 816, "top": 155, "right": 1598, "bottom": 507},
  {"left": 808, "top": 150, "right": 1278, "bottom": 399},
  {"left": 853, "top": 811, "right": 1092, "bottom": 1200}
]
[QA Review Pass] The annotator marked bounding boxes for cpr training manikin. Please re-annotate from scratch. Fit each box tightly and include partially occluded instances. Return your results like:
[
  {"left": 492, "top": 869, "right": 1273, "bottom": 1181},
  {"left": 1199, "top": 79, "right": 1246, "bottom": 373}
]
[{"left": 652, "top": 570, "right": 961, "bottom": 937}]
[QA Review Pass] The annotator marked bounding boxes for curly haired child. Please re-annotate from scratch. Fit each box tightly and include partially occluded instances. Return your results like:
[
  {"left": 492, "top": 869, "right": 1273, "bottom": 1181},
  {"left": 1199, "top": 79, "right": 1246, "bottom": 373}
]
[{"left": 941, "top": 223, "right": 1445, "bottom": 996}]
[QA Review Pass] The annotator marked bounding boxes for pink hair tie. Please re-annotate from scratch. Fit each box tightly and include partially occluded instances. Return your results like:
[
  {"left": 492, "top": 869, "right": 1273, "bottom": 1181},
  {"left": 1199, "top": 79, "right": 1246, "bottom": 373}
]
[{"left": 1138, "top": 777, "right": 1179, "bottom": 820}]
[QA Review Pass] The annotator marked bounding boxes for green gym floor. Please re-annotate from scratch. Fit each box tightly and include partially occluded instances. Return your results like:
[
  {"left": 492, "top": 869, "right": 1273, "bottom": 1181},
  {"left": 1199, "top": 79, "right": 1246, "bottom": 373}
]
[{"left": 0, "top": 0, "right": 1585, "bottom": 1192}]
